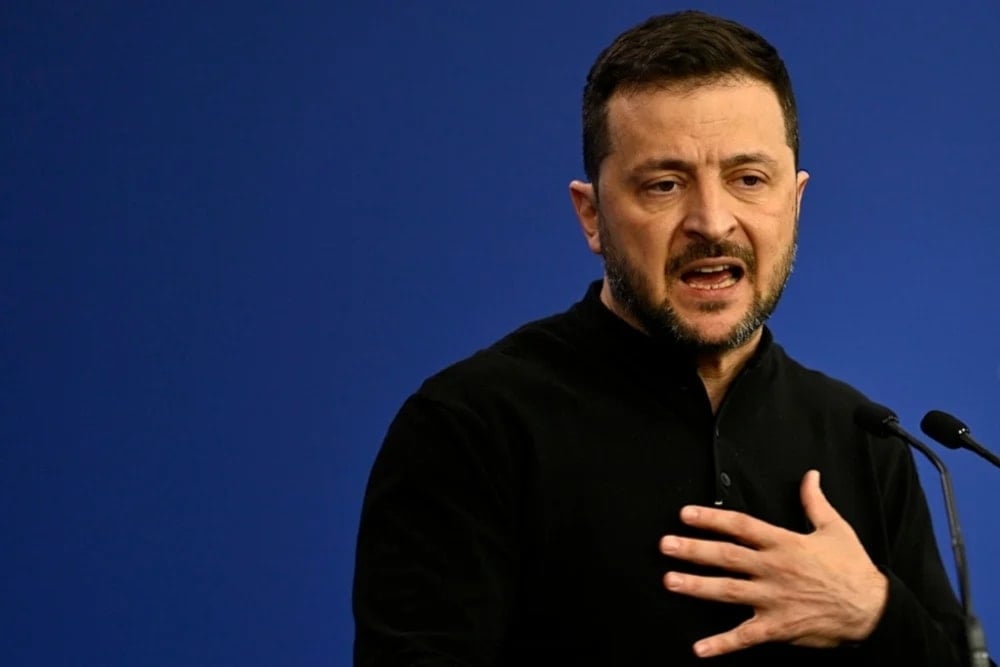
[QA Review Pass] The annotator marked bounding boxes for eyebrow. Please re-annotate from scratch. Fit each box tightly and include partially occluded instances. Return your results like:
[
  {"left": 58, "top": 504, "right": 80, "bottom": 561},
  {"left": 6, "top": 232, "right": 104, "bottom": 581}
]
[{"left": 631, "top": 152, "right": 779, "bottom": 176}]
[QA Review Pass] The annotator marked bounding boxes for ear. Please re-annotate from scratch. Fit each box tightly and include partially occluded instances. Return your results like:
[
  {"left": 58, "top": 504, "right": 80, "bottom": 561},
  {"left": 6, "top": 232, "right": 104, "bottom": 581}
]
[
  {"left": 568, "top": 180, "right": 602, "bottom": 255},
  {"left": 795, "top": 169, "right": 809, "bottom": 213}
]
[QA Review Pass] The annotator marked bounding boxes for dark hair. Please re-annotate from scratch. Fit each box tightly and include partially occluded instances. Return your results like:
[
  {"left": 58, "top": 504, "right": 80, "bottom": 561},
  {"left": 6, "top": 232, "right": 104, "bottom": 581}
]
[{"left": 582, "top": 10, "right": 799, "bottom": 184}]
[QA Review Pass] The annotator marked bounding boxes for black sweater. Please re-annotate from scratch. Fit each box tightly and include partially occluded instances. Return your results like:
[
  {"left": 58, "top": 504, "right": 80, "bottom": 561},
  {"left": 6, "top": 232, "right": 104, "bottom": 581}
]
[{"left": 354, "top": 282, "right": 968, "bottom": 666}]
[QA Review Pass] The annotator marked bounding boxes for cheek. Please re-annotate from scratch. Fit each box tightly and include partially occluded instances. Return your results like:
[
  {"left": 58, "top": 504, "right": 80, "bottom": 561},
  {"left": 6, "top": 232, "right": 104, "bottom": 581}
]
[
  {"left": 600, "top": 195, "right": 686, "bottom": 275},
  {"left": 626, "top": 228, "right": 673, "bottom": 275},
  {"left": 603, "top": 212, "right": 671, "bottom": 264},
  {"left": 750, "top": 223, "right": 796, "bottom": 278},
  {"left": 748, "top": 203, "right": 797, "bottom": 250}
]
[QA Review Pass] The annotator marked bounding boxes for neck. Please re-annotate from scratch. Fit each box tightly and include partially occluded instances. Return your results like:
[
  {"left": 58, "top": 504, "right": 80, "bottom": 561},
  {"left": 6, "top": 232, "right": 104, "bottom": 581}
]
[
  {"left": 694, "top": 330, "right": 762, "bottom": 414},
  {"left": 599, "top": 282, "right": 762, "bottom": 414}
]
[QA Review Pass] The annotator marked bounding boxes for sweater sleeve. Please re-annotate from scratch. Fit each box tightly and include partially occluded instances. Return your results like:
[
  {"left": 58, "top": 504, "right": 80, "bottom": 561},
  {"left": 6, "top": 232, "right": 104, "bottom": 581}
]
[
  {"left": 853, "top": 438, "right": 975, "bottom": 665},
  {"left": 352, "top": 394, "right": 519, "bottom": 666}
]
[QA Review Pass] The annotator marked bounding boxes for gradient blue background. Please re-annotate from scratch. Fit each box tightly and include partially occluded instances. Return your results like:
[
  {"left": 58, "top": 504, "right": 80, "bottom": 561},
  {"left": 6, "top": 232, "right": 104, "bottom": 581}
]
[{"left": 3, "top": 2, "right": 999, "bottom": 665}]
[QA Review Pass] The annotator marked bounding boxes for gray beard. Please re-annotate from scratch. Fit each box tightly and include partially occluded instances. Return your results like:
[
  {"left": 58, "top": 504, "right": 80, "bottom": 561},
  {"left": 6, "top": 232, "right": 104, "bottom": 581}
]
[{"left": 598, "top": 215, "right": 796, "bottom": 354}]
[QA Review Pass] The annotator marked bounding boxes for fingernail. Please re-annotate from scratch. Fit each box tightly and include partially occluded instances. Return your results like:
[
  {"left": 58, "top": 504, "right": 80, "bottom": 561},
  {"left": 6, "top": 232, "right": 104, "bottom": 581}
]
[
  {"left": 661, "top": 535, "right": 680, "bottom": 553},
  {"left": 694, "top": 641, "right": 710, "bottom": 657},
  {"left": 665, "top": 572, "right": 684, "bottom": 589},
  {"left": 680, "top": 506, "right": 699, "bottom": 521}
]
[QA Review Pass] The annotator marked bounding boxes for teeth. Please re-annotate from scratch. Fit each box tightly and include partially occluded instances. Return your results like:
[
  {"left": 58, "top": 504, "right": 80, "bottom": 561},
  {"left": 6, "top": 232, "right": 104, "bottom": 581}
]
[
  {"left": 689, "top": 276, "right": 738, "bottom": 290},
  {"left": 694, "top": 265, "right": 731, "bottom": 273}
]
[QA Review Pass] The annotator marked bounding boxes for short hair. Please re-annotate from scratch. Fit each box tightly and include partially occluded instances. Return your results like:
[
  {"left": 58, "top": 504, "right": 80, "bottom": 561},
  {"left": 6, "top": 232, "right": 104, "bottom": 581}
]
[{"left": 582, "top": 10, "right": 799, "bottom": 185}]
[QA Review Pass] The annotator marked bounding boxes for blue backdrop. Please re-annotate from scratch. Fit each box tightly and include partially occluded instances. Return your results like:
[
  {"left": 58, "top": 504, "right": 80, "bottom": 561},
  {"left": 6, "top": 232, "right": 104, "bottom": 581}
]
[{"left": 3, "top": 1, "right": 998, "bottom": 665}]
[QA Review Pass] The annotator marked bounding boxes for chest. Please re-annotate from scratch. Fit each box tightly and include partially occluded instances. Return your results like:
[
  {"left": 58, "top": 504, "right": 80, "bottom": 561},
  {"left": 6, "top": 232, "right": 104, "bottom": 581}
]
[{"left": 497, "top": 377, "right": 887, "bottom": 583}]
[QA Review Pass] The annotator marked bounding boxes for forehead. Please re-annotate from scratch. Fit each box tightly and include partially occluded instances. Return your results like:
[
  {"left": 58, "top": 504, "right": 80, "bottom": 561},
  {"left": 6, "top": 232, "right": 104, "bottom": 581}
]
[{"left": 604, "top": 78, "right": 791, "bottom": 164}]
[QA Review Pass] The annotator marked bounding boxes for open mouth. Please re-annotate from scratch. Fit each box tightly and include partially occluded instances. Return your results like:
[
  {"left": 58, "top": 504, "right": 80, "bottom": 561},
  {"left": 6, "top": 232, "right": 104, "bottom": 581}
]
[{"left": 680, "top": 264, "right": 745, "bottom": 291}]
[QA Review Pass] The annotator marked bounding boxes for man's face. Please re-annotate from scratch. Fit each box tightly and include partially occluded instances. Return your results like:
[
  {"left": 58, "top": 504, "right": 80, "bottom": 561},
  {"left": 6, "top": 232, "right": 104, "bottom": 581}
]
[{"left": 570, "top": 77, "right": 809, "bottom": 352}]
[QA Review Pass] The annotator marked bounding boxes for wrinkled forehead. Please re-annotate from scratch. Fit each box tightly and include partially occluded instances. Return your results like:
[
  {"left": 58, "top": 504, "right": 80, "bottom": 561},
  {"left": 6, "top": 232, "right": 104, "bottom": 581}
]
[{"left": 603, "top": 77, "right": 792, "bottom": 165}]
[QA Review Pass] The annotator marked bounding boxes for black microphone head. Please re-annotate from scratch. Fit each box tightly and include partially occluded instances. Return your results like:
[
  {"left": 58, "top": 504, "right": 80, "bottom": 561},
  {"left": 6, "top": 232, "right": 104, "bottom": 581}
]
[
  {"left": 854, "top": 401, "right": 900, "bottom": 438},
  {"left": 920, "top": 410, "right": 967, "bottom": 450}
]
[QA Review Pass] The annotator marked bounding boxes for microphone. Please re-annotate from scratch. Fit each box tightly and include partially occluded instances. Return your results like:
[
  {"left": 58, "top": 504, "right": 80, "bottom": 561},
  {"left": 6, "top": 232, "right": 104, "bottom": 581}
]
[
  {"left": 854, "top": 401, "right": 990, "bottom": 667},
  {"left": 921, "top": 410, "right": 1000, "bottom": 470}
]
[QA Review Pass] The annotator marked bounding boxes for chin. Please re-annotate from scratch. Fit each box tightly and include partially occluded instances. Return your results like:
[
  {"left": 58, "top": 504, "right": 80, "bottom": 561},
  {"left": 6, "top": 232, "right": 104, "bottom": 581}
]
[
  {"left": 681, "top": 310, "right": 744, "bottom": 335},
  {"left": 675, "top": 309, "right": 760, "bottom": 350},
  {"left": 689, "top": 325, "right": 746, "bottom": 347}
]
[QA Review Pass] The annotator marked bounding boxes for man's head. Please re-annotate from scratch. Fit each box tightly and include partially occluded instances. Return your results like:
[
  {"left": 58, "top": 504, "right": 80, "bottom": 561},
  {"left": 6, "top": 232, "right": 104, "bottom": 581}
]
[
  {"left": 582, "top": 10, "right": 800, "bottom": 188},
  {"left": 569, "top": 11, "right": 809, "bottom": 354}
]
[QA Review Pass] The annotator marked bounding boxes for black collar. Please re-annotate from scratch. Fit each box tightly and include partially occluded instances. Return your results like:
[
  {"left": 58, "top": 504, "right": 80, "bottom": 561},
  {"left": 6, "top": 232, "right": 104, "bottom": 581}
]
[{"left": 570, "top": 279, "right": 775, "bottom": 382}]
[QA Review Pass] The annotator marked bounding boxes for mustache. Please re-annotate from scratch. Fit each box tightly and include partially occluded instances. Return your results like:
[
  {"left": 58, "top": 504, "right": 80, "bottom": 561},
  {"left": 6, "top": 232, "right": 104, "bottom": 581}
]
[{"left": 667, "top": 241, "right": 755, "bottom": 276}]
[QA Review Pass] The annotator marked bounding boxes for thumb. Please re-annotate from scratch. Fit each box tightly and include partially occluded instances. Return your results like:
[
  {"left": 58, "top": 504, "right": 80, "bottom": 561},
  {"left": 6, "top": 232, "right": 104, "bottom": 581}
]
[{"left": 800, "top": 469, "right": 839, "bottom": 531}]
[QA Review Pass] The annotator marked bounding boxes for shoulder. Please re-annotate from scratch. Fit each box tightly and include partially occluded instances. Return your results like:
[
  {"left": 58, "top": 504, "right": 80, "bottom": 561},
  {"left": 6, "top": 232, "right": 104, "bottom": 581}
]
[
  {"left": 414, "top": 307, "right": 587, "bottom": 413},
  {"left": 376, "top": 308, "right": 588, "bottom": 476},
  {"left": 765, "top": 343, "right": 912, "bottom": 463},
  {"left": 768, "top": 344, "right": 871, "bottom": 412}
]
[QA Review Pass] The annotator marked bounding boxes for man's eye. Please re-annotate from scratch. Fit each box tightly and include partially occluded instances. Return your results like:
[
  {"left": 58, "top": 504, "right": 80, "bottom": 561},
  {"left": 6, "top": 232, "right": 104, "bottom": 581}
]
[
  {"left": 650, "top": 181, "right": 677, "bottom": 192},
  {"left": 739, "top": 175, "right": 762, "bottom": 187}
]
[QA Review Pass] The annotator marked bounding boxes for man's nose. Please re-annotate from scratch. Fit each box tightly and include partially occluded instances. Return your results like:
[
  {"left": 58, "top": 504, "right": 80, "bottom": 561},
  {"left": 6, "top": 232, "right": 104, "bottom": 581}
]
[{"left": 680, "top": 180, "right": 737, "bottom": 242}]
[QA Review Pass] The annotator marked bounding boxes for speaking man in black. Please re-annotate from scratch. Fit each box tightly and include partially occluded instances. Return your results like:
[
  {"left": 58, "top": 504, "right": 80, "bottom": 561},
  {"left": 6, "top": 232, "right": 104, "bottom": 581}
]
[{"left": 353, "top": 11, "right": 971, "bottom": 666}]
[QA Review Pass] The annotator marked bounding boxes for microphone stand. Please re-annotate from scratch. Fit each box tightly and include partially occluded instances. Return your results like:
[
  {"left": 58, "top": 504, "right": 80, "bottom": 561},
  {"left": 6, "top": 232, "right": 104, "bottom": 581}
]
[{"left": 883, "top": 419, "right": 991, "bottom": 667}]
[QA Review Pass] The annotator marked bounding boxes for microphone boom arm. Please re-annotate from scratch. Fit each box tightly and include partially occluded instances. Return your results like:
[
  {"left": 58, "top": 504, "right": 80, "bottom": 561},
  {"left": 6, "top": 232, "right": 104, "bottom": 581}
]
[{"left": 882, "top": 417, "right": 990, "bottom": 667}]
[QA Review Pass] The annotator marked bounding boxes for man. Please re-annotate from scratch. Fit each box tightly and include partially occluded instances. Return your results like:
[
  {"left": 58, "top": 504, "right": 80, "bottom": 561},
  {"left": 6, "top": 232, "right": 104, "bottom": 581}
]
[{"left": 353, "top": 11, "right": 971, "bottom": 665}]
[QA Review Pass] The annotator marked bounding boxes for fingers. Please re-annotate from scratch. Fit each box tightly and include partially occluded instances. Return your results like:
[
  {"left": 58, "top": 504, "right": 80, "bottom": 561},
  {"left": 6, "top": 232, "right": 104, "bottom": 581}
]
[
  {"left": 676, "top": 505, "right": 788, "bottom": 549},
  {"left": 680, "top": 471, "right": 844, "bottom": 543},
  {"left": 659, "top": 534, "right": 761, "bottom": 574},
  {"left": 662, "top": 472, "right": 862, "bottom": 659},
  {"left": 799, "top": 469, "right": 840, "bottom": 531},
  {"left": 662, "top": 570, "right": 756, "bottom": 605},
  {"left": 689, "top": 617, "right": 774, "bottom": 658}
]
